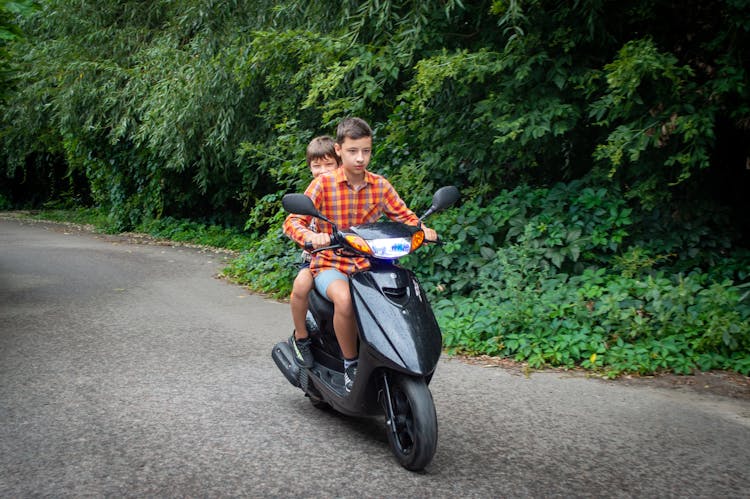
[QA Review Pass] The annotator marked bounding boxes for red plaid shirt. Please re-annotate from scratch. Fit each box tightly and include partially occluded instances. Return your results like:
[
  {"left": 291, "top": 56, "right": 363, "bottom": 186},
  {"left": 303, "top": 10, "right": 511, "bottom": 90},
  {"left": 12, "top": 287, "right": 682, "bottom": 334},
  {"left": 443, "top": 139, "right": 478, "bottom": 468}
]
[{"left": 283, "top": 168, "right": 420, "bottom": 276}]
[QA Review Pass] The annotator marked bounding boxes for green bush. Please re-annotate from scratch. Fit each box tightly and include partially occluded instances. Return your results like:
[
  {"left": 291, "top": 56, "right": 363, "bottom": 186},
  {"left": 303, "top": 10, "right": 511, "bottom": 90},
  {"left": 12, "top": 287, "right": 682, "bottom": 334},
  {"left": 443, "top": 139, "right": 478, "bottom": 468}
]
[
  {"left": 0, "top": 193, "right": 10, "bottom": 210},
  {"left": 408, "top": 181, "right": 750, "bottom": 376},
  {"left": 28, "top": 206, "right": 109, "bottom": 228},
  {"left": 434, "top": 268, "right": 749, "bottom": 376},
  {"left": 223, "top": 230, "right": 298, "bottom": 299},
  {"left": 136, "top": 217, "right": 253, "bottom": 251}
]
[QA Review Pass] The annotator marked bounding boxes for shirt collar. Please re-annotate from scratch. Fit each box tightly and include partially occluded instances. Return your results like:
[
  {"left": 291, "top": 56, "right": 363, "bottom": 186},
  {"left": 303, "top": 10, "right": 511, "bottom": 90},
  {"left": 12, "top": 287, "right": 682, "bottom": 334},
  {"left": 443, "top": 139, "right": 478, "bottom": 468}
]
[{"left": 334, "top": 167, "right": 375, "bottom": 187}]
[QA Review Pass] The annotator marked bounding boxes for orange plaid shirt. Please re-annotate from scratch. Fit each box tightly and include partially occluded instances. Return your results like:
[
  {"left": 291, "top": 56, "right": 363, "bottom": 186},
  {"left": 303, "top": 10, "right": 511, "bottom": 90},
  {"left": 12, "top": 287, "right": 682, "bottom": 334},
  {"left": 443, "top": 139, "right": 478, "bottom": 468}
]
[{"left": 283, "top": 168, "right": 420, "bottom": 276}]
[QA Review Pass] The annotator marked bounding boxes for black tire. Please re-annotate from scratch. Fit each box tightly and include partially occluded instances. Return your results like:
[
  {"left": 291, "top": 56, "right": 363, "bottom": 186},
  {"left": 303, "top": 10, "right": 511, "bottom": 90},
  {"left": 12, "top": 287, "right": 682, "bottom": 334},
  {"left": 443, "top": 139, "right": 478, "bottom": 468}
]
[
  {"left": 308, "top": 393, "right": 329, "bottom": 409},
  {"left": 384, "top": 375, "right": 438, "bottom": 471},
  {"left": 303, "top": 376, "right": 329, "bottom": 409}
]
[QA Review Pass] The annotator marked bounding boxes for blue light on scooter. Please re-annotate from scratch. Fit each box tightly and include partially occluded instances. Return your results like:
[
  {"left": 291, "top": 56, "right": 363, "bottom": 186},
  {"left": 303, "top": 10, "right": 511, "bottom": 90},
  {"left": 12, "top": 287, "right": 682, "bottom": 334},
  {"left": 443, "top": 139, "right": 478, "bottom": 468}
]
[{"left": 369, "top": 237, "right": 413, "bottom": 258}]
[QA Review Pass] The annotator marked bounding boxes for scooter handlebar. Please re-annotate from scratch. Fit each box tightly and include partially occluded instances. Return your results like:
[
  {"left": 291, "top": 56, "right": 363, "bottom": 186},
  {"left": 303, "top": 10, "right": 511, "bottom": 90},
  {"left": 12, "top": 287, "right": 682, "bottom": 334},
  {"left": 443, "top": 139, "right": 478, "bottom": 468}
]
[
  {"left": 310, "top": 244, "right": 342, "bottom": 254},
  {"left": 306, "top": 229, "right": 444, "bottom": 256}
]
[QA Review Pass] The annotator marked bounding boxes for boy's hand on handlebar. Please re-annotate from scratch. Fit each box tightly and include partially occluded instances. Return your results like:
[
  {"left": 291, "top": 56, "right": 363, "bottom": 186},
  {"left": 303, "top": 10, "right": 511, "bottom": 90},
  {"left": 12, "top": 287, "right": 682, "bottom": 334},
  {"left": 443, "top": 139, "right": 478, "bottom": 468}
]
[
  {"left": 307, "top": 232, "right": 332, "bottom": 249},
  {"left": 423, "top": 227, "right": 438, "bottom": 242}
]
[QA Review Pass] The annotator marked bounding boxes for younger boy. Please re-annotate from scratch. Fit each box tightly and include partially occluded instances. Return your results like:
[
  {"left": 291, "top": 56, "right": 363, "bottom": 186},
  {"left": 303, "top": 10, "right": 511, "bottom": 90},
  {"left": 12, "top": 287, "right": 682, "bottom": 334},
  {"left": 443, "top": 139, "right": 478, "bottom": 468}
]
[
  {"left": 283, "top": 118, "right": 437, "bottom": 392},
  {"left": 289, "top": 136, "right": 340, "bottom": 368}
]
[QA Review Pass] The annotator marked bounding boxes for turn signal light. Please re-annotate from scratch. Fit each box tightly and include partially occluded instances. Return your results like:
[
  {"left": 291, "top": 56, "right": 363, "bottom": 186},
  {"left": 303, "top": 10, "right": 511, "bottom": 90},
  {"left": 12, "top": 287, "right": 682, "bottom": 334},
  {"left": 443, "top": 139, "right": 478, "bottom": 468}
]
[
  {"left": 344, "top": 234, "right": 372, "bottom": 255},
  {"left": 410, "top": 230, "right": 425, "bottom": 253}
]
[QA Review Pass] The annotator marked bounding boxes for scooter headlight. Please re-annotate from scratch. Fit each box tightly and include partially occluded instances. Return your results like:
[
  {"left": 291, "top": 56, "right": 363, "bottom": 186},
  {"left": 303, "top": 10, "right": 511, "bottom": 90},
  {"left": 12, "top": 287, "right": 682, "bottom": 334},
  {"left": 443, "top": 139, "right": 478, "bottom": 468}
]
[{"left": 368, "top": 237, "right": 414, "bottom": 258}]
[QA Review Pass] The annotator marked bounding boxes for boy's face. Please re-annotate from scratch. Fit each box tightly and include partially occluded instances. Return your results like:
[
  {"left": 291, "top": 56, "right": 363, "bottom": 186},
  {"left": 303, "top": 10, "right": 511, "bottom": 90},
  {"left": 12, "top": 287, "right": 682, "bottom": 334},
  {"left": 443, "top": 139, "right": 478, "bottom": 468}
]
[
  {"left": 309, "top": 155, "right": 338, "bottom": 178},
  {"left": 333, "top": 137, "right": 372, "bottom": 175},
  {"left": 334, "top": 136, "right": 372, "bottom": 177}
]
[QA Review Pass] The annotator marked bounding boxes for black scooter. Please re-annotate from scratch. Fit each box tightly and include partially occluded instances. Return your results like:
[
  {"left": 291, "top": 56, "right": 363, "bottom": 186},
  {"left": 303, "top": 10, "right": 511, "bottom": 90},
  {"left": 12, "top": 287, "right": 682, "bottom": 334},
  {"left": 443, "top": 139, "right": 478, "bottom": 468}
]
[{"left": 272, "top": 186, "right": 459, "bottom": 471}]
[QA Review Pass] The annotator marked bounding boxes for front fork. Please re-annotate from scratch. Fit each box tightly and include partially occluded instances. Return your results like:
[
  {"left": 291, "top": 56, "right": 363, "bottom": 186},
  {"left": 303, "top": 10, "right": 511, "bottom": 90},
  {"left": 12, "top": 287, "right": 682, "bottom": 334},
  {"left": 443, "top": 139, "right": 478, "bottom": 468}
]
[{"left": 379, "top": 371, "right": 401, "bottom": 444}]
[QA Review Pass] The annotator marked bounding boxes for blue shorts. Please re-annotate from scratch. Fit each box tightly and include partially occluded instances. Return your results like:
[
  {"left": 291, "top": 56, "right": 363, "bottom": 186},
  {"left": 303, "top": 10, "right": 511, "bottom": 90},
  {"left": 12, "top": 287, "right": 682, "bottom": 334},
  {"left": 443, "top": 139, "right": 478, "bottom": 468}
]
[{"left": 314, "top": 269, "right": 349, "bottom": 298}]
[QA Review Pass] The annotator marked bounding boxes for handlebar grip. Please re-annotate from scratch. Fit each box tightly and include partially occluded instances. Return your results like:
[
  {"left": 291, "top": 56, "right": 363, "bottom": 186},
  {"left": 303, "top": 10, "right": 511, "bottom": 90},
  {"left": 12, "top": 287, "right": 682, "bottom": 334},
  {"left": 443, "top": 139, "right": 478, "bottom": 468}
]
[
  {"left": 311, "top": 244, "right": 340, "bottom": 254},
  {"left": 304, "top": 241, "right": 314, "bottom": 252}
]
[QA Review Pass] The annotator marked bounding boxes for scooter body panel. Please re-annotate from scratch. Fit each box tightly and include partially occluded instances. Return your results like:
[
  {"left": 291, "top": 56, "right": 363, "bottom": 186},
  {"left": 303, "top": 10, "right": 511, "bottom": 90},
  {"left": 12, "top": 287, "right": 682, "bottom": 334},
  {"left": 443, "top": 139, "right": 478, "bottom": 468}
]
[
  {"left": 281, "top": 263, "right": 442, "bottom": 417},
  {"left": 350, "top": 266, "right": 442, "bottom": 376}
]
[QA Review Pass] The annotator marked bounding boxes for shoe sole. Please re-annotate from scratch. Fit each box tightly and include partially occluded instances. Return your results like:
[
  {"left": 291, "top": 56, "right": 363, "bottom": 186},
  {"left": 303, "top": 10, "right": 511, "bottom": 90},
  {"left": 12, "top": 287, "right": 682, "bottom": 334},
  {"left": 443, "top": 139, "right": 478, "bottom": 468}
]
[{"left": 290, "top": 338, "right": 314, "bottom": 368}]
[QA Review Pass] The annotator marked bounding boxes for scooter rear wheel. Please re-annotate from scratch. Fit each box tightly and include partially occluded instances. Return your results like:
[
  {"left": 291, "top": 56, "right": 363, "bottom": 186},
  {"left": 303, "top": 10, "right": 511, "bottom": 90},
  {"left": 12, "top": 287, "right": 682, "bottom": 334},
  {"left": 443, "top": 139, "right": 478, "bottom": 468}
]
[
  {"left": 308, "top": 393, "right": 329, "bottom": 409},
  {"left": 384, "top": 374, "right": 438, "bottom": 471}
]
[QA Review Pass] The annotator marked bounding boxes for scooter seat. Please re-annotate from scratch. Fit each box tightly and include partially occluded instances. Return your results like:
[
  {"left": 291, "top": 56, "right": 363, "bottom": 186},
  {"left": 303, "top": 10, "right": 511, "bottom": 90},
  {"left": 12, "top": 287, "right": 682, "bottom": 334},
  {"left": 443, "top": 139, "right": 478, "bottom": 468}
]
[{"left": 308, "top": 288, "right": 334, "bottom": 318}]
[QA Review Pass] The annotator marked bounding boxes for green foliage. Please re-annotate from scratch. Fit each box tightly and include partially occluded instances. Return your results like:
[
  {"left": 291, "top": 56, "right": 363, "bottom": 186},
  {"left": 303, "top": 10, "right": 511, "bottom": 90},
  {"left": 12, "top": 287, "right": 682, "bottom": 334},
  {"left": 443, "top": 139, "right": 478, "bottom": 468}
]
[
  {"left": 589, "top": 38, "right": 716, "bottom": 207},
  {"left": 410, "top": 181, "right": 750, "bottom": 376},
  {"left": 0, "top": 0, "right": 37, "bottom": 98},
  {"left": 27, "top": 206, "right": 109, "bottom": 227},
  {"left": 433, "top": 260, "right": 750, "bottom": 376},
  {"left": 136, "top": 217, "right": 254, "bottom": 251},
  {"left": 223, "top": 229, "right": 298, "bottom": 299},
  {"left": 4, "top": 0, "right": 749, "bottom": 218},
  {"left": 0, "top": 192, "right": 11, "bottom": 209},
  {"left": 18, "top": 207, "right": 254, "bottom": 250},
  {"left": 1, "top": 0, "right": 749, "bottom": 377}
]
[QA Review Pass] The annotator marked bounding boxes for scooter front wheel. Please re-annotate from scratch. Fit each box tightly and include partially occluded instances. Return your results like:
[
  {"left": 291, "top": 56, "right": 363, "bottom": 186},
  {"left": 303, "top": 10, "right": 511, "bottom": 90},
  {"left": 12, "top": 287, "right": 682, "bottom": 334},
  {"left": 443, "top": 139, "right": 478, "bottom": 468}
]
[{"left": 383, "top": 374, "right": 438, "bottom": 471}]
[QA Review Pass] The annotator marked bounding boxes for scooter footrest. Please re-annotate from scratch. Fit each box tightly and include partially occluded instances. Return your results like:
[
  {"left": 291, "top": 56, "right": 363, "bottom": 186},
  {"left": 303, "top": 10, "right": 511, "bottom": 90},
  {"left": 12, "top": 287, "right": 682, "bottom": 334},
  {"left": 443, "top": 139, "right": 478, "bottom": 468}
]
[
  {"left": 271, "top": 341, "right": 301, "bottom": 388},
  {"left": 298, "top": 367, "right": 309, "bottom": 391}
]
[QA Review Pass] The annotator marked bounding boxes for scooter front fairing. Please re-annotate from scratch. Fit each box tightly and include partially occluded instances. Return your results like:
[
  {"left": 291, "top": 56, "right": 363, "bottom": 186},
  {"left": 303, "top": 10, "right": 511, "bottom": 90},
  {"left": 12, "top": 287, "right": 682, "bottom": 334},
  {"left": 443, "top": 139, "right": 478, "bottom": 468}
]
[{"left": 350, "top": 265, "right": 443, "bottom": 377}]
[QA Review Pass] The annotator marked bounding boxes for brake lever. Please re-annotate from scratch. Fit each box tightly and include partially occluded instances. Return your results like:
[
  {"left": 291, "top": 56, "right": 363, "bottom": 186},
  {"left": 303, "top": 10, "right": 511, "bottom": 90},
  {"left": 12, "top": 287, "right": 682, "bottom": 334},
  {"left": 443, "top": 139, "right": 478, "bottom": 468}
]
[{"left": 311, "top": 244, "right": 342, "bottom": 254}]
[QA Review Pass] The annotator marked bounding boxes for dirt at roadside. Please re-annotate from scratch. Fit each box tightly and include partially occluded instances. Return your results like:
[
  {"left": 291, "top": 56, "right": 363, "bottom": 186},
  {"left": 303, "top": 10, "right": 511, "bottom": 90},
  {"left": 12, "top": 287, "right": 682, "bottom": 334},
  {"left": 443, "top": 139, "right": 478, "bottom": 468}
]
[
  {"left": 0, "top": 213, "right": 238, "bottom": 256},
  {"left": 457, "top": 354, "right": 750, "bottom": 400}
]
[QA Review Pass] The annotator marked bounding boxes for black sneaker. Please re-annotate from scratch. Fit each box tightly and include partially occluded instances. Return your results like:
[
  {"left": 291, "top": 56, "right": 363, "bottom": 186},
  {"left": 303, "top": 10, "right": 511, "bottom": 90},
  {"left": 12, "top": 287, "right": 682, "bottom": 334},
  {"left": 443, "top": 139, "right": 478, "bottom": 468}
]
[
  {"left": 344, "top": 360, "right": 358, "bottom": 393},
  {"left": 290, "top": 333, "right": 314, "bottom": 368}
]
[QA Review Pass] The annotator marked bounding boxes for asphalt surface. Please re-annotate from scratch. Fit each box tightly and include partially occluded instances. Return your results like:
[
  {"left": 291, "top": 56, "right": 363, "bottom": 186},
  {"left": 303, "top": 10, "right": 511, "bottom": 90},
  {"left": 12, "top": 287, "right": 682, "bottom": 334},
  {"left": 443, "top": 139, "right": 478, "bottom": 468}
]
[{"left": 1, "top": 217, "right": 749, "bottom": 498}]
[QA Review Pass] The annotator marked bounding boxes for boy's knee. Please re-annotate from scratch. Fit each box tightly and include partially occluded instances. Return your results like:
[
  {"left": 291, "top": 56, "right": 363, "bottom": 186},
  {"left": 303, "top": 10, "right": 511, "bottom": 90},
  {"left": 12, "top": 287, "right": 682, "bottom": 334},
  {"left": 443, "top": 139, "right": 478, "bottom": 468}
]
[
  {"left": 328, "top": 282, "right": 352, "bottom": 307},
  {"left": 334, "top": 298, "right": 353, "bottom": 319},
  {"left": 292, "top": 279, "right": 313, "bottom": 296},
  {"left": 293, "top": 270, "right": 314, "bottom": 293},
  {"left": 335, "top": 293, "right": 352, "bottom": 310}
]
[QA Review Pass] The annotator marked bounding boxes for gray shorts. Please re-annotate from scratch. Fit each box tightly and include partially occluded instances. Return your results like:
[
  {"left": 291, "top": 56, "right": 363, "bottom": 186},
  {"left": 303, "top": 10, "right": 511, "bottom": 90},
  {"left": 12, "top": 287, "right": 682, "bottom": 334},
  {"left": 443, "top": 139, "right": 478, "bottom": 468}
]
[{"left": 314, "top": 269, "right": 349, "bottom": 298}]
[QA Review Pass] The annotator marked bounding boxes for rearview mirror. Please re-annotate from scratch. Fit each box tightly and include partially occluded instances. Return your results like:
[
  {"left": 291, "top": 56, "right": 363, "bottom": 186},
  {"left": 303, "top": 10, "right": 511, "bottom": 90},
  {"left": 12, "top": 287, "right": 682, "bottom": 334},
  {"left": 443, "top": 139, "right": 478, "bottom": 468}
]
[
  {"left": 282, "top": 193, "right": 319, "bottom": 217},
  {"left": 281, "top": 193, "right": 335, "bottom": 227},
  {"left": 420, "top": 186, "right": 460, "bottom": 220},
  {"left": 431, "top": 186, "right": 460, "bottom": 212}
]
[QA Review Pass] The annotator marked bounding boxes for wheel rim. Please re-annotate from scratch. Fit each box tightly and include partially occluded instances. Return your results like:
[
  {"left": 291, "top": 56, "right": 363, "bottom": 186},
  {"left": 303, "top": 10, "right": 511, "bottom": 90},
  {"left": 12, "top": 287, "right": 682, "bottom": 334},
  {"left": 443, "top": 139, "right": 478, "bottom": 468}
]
[
  {"left": 391, "top": 386, "right": 416, "bottom": 455},
  {"left": 383, "top": 374, "right": 438, "bottom": 471}
]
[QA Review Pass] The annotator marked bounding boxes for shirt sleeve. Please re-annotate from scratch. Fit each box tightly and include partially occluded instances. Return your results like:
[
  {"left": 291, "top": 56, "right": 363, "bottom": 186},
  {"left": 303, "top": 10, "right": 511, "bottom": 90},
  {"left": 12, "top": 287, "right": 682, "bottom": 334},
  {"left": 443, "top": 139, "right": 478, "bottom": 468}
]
[
  {"left": 281, "top": 178, "right": 324, "bottom": 246},
  {"left": 381, "top": 178, "right": 420, "bottom": 225}
]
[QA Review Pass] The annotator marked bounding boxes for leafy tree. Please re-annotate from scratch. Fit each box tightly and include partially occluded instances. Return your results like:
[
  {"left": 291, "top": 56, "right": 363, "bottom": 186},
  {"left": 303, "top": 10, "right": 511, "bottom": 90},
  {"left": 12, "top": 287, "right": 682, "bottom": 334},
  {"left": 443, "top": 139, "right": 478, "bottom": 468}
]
[{"left": 1, "top": 0, "right": 749, "bottom": 375}]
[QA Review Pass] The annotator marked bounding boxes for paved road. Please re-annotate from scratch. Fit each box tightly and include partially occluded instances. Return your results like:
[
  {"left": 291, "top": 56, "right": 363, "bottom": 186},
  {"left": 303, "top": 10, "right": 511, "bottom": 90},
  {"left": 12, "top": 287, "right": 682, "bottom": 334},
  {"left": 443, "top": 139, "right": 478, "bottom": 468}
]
[{"left": 1, "top": 217, "right": 749, "bottom": 498}]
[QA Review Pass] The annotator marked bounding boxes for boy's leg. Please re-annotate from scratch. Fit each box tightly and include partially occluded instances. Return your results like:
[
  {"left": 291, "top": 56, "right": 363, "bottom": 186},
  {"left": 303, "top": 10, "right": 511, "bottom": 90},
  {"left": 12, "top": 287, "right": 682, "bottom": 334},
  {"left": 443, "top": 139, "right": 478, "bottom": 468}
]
[
  {"left": 324, "top": 279, "right": 358, "bottom": 359},
  {"left": 314, "top": 270, "right": 357, "bottom": 357},
  {"left": 289, "top": 267, "right": 315, "bottom": 368},
  {"left": 315, "top": 270, "right": 357, "bottom": 392},
  {"left": 315, "top": 269, "right": 358, "bottom": 392},
  {"left": 291, "top": 268, "right": 314, "bottom": 339}
]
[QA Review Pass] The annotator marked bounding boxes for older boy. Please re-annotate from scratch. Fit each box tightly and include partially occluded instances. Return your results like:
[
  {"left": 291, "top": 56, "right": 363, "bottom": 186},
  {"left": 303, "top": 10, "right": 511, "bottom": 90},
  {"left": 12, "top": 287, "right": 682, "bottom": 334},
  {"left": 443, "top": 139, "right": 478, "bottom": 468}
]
[
  {"left": 289, "top": 136, "right": 340, "bottom": 368},
  {"left": 283, "top": 118, "right": 437, "bottom": 392}
]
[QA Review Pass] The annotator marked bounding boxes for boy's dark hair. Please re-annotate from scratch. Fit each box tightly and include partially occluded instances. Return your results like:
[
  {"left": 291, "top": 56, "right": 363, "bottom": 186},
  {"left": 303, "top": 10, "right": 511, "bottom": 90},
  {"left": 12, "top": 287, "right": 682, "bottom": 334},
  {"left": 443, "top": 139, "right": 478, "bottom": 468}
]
[
  {"left": 336, "top": 117, "right": 372, "bottom": 144},
  {"left": 306, "top": 135, "right": 340, "bottom": 167}
]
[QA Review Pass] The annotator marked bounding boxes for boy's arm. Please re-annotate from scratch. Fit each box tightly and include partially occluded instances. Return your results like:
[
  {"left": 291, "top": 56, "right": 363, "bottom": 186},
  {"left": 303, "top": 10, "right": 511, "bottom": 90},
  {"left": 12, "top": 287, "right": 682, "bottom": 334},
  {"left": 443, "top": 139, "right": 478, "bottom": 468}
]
[
  {"left": 282, "top": 178, "right": 332, "bottom": 248},
  {"left": 381, "top": 180, "right": 419, "bottom": 225},
  {"left": 382, "top": 180, "right": 438, "bottom": 241},
  {"left": 282, "top": 212, "right": 313, "bottom": 247}
]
